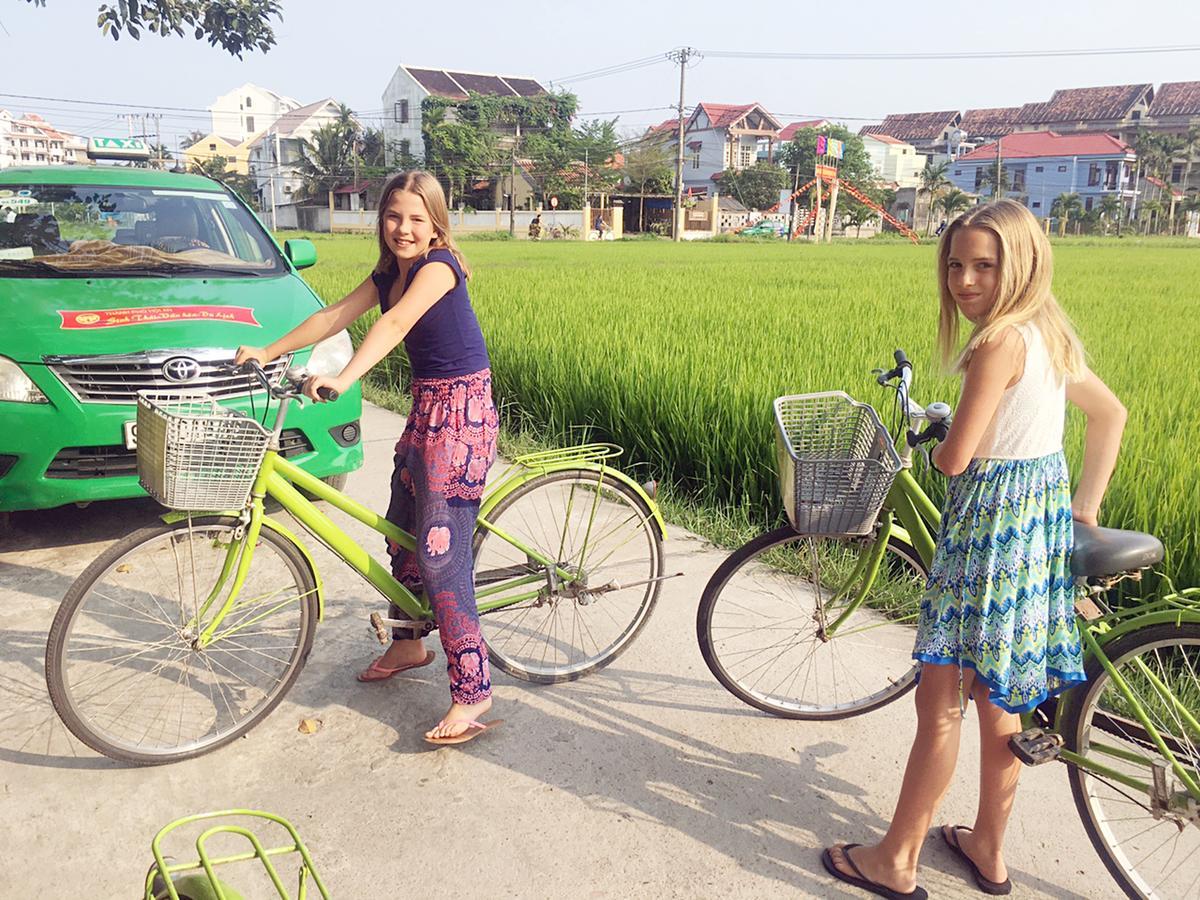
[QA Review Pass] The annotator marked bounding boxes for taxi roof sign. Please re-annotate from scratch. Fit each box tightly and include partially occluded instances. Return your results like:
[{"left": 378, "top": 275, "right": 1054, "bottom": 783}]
[{"left": 87, "top": 137, "right": 151, "bottom": 162}]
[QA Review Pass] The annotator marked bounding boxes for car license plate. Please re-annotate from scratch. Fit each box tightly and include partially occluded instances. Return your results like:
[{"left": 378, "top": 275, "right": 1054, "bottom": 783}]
[{"left": 123, "top": 420, "right": 138, "bottom": 450}]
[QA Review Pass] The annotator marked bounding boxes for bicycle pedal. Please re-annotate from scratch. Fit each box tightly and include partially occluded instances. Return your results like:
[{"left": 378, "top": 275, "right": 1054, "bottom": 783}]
[
  {"left": 368, "top": 612, "right": 389, "bottom": 645},
  {"left": 1008, "top": 728, "right": 1063, "bottom": 766}
]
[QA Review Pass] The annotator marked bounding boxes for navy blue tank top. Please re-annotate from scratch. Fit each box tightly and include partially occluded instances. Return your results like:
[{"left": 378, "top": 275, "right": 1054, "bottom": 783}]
[{"left": 371, "top": 248, "right": 490, "bottom": 379}]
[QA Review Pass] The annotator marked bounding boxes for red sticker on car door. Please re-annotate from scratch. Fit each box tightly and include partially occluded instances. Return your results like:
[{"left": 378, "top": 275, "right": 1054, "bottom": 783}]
[{"left": 59, "top": 306, "right": 261, "bottom": 329}]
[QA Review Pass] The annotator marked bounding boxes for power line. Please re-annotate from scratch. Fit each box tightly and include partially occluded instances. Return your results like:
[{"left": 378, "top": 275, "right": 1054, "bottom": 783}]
[{"left": 700, "top": 43, "right": 1200, "bottom": 61}]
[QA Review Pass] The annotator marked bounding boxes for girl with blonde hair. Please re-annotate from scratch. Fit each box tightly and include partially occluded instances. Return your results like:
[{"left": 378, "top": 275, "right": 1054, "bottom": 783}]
[
  {"left": 823, "top": 199, "right": 1127, "bottom": 897},
  {"left": 237, "top": 170, "right": 500, "bottom": 745}
]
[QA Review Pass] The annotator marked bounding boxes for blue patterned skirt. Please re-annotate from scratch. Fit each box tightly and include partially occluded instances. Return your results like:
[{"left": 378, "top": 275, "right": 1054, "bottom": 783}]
[{"left": 913, "top": 452, "right": 1085, "bottom": 713}]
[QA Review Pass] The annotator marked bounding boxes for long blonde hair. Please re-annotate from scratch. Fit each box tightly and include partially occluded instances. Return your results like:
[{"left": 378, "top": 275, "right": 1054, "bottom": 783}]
[
  {"left": 373, "top": 170, "right": 471, "bottom": 279},
  {"left": 936, "top": 199, "right": 1084, "bottom": 380}
]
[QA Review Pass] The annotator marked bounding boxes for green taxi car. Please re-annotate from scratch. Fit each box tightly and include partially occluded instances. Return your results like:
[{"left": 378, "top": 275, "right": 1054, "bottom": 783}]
[{"left": 0, "top": 165, "right": 363, "bottom": 512}]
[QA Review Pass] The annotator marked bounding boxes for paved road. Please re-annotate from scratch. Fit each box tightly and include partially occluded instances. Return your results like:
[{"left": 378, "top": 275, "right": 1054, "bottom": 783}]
[{"left": 0, "top": 403, "right": 1115, "bottom": 898}]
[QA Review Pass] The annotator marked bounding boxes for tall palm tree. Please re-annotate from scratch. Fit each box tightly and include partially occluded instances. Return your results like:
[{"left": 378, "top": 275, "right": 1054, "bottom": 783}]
[
  {"left": 1157, "top": 133, "right": 1187, "bottom": 233},
  {"left": 936, "top": 188, "right": 971, "bottom": 222},
  {"left": 918, "top": 159, "right": 950, "bottom": 237},
  {"left": 1050, "top": 192, "right": 1083, "bottom": 236}
]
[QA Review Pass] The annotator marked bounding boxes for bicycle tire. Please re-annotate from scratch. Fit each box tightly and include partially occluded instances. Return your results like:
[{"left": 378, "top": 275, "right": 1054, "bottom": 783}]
[
  {"left": 473, "top": 469, "right": 663, "bottom": 684},
  {"left": 1061, "top": 621, "right": 1200, "bottom": 900},
  {"left": 697, "top": 526, "right": 927, "bottom": 720},
  {"left": 46, "top": 516, "right": 318, "bottom": 765}
]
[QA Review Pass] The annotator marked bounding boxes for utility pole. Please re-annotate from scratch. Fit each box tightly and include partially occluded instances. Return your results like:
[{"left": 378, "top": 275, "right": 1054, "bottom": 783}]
[
  {"left": 668, "top": 47, "right": 698, "bottom": 242},
  {"left": 583, "top": 147, "right": 589, "bottom": 210},
  {"left": 509, "top": 120, "right": 521, "bottom": 237},
  {"left": 995, "top": 134, "right": 1003, "bottom": 200}
]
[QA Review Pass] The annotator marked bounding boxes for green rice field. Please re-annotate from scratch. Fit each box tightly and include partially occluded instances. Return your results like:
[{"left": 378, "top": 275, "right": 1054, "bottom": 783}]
[{"left": 297, "top": 233, "right": 1200, "bottom": 590}]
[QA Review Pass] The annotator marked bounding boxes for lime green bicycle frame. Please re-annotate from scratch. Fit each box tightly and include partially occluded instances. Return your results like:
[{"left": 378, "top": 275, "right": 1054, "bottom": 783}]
[
  {"left": 823, "top": 461, "right": 1200, "bottom": 813},
  {"left": 173, "top": 443, "right": 666, "bottom": 650}
]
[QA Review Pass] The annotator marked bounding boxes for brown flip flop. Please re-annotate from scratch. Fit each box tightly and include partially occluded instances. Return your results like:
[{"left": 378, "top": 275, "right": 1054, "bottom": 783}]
[
  {"left": 356, "top": 650, "right": 435, "bottom": 683},
  {"left": 423, "top": 719, "right": 504, "bottom": 746}
]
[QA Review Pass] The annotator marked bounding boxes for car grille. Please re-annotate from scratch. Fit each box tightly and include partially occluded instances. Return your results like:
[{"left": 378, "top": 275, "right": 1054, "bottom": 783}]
[
  {"left": 44, "top": 350, "right": 292, "bottom": 404},
  {"left": 45, "top": 429, "right": 314, "bottom": 479}
]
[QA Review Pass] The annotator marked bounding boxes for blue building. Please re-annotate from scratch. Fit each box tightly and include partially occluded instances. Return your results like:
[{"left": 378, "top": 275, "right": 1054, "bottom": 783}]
[{"left": 948, "top": 131, "right": 1137, "bottom": 218}]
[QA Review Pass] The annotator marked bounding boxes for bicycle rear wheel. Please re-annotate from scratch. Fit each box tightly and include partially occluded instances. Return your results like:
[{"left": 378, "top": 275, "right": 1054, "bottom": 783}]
[
  {"left": 473, "top": 469, "right": 663, "bottom": 683},
  {"left": 1063, "top": 622, "right": 1200, "bottom": 900},
  {"left": 697, "top": 526, "right": 926, "bottom": 719},
  {"left": 46, "top": 516, "right": 318, "bottom": 765}
]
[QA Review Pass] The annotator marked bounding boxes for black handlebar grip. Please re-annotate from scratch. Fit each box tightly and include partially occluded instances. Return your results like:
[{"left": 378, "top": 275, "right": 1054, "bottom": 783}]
[
  {"left": 894, "top": 348, "right": 911, "bottom": 369},
  {"left": 316, "top": 387, "right": 339, "bottom": 402}
]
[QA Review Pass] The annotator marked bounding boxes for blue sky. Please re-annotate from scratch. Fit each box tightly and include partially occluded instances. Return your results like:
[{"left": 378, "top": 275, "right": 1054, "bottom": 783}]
[{"left": 3, "top": 0, "right": 1199, "bottom": 147}]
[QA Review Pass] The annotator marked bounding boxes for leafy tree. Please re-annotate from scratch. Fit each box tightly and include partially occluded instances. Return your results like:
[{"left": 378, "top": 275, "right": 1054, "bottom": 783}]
[
  {"left": 842, "top": 202, "right": 877, "bottom": 238},
  {"left": 936, "top": 187, "right": 972, "bottom": 221},
  {"left": 620, "top": 141, "right": 673, "bottom": 231},
  {"left": 183, "top": 129, "right": 208, "bottom": 149},
  {"left": 778, "top": 126, "right": 875, "bottom": 191},
  {"left": 1098, "top": 194, "right": 1122, "bottom": 235},
  {"left": 293, "top": 119, "right": 357, "bottom": 200},
  {"left": 188, "top": 154, "right": 259, "bottom": 209},
  {"left": 1051, "top": 192, "right": 1084, "bottom": 235},
  {"left": 977, "top": 160, "right": 1010, "bottom": 200},
  {"left": 917, "top": 159, "right": 951, "bottom": 236},
  {"left": 715, "top": 163, "right": 788, "bottom": 211},
  {"left": 571, "top": 118, "right": 623, "bottom": 203},
  {"left": 422, "top": 104, "right": 497, "bottom": 209},
  {"left": 24, "top": 0, "right": 282, "bottom": 57}
]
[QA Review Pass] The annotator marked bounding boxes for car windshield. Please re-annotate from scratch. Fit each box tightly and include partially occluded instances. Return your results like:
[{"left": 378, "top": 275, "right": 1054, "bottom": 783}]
[{"left": 0, "top": 183, "right": 286, "bottom": 277}]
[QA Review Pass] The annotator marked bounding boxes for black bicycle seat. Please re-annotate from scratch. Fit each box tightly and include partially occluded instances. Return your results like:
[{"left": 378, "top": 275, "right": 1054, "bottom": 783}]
[{"left": 1072, "top": 523, "right": 1163, "bottom": 578}]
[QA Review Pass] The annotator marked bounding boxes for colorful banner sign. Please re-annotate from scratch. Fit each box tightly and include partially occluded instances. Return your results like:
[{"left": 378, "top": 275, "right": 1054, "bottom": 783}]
[
  {"left": 815, "top": 163, "right": 838, "bottom": 181},
  {"left": 816, "top": 135, "right": 827, "bottom": 156},
  {"left": 827, "top": 138, "right": 844, "bottom": 159},
  {"left": 59, "top": 305, "right": 260, "bottom": 330}
]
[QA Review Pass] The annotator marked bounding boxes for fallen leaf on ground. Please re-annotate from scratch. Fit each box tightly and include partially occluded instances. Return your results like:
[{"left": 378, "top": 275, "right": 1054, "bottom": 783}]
[{"left": 298, "top": 718, "right": 322, "bottom": 734}]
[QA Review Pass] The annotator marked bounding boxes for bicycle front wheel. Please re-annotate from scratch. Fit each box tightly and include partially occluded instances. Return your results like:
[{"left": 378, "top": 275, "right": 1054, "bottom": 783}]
[
  {"left": 697, "top": 526, "right": 927, "bottom": 719},
  {"left": 46, "top": 516, "right": 318, "bottom": 765},
  {"left": 473, "top": 469, "right": 663, "bottom": 683},
  {"left": 1063, "top": 622, "right": 1200, "bottom": 900}
]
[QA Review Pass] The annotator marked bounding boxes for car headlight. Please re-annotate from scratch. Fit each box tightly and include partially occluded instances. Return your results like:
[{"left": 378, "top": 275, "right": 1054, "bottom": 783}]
[
  {"left": 0, "top": 356, "right": 49, "bottom": 403},
  {"left": 306, "top": 330, "right": 354, "bottom": 378}
]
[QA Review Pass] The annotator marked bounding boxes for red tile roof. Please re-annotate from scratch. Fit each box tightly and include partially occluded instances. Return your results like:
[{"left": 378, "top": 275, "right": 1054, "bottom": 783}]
[
  {"left": 957, "top": 130, "right": 1132, "bottom": 161},
  {"left": 862, "top": 133, "right": 908, "bottom": 146},
  {"left": 779, "top": 119, "right": 831, "bottom": 141},
  {"left": 694, "top": 102, "right": 781, "bottom": 132},
  {"left": 960, "top": 107, "right": 1022, "bottom": 138},
  {"left": 861, "top": 111, "right": 959, "bottom": 142},
  {"left": 648, "top": 118, "right": 683, "bottom": 134},
  {"left": 1148, "top": 81, "right": 1200, "bottom": 117},
  {"left": 1015, "top": 84, "right": 1151, "bottom": 124}
]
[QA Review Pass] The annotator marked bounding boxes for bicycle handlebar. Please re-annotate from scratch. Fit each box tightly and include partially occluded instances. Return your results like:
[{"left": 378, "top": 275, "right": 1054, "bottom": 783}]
[{"left": 224, "top": 359, "right": 338, "bottom": 402}]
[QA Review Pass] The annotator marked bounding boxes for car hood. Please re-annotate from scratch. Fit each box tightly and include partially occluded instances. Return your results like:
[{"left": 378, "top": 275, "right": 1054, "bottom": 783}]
[{"left": 1, "top": 275, "right": 321, "bottom": 363}]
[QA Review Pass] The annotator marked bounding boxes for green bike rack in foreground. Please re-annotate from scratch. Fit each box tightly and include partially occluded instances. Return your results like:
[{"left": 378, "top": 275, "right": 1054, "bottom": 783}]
[{"left": 145, "top": 810, "right": 329, "bottom": 900}]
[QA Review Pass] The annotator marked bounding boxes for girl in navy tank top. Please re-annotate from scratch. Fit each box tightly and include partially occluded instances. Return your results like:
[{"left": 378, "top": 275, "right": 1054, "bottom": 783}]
[{"left": 235, "top": 171, "right": 499, "bottom": 745}]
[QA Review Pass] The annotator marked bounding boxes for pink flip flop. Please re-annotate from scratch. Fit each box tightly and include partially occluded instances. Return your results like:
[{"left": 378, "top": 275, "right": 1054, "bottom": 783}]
[
  {"left": 423, "top": 719, "right": 504, "bottom": 746},
  {"left": 356, "top": 650, "right": 435, "bottom": 683}
]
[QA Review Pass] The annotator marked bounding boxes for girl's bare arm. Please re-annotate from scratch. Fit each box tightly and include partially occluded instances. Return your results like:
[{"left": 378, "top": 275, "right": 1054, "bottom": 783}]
[
  {"left": 931, "top": 328, "right": 1024, "bottom": 477},
  {"left": 236, "top": 275, "right": 378, "bottom": 365},
  {"left": 1066, "top": 368, "right": 1126, "bottom": 526}
]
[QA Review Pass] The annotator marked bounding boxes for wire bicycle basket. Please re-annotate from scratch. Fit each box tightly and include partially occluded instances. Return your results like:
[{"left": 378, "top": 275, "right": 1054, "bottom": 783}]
[
  {"left": 137, "top": 391, "right": 270, "bottom": 511},
  {"left": 774, "top": 391, "right": 901, "bottom": 536}
]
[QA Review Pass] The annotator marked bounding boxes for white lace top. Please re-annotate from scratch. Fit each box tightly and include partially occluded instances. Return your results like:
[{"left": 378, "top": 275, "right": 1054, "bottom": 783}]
[{"left": 973, "top": 321, "right": 1065, "bottom": 460}]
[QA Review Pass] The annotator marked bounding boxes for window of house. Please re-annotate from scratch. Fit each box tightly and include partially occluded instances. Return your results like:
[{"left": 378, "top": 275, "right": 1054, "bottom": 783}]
[
  {"left": 246, "top": 116, "right": 255, "bottom": 133},
  {"left": 21, "top": 152, "right": 29, "bottom": 160},
  {"left": 1011, "top": 165, "right": 1027, "bottom": 191},
  {"left": 739, "top": 145, "right": 753, "bottom": 167},
  {"left": 399, "top": 139, "right": 411, "bottom": 159},
  {"left": 974, "top": 167, "right": 985, "bottom": 191},
  {"left": 1172, "top": 163, "right": 1184, "bottom": 183},
  {"left": 954, "top": 169, "right": 961, "bottom": 176},
  {"left": 691, "top": 149, "right": 701, "bottom": 169},
  {"left": 1085, "top": 196, "right": 1094, "bottom": 211},
  {"left": 1032, "top": 201, "right": 1041, "bottom": 209},
  {"left": 1131, "top": 110, "right": 1140, "bottom": 120},
  {"left": 1088, "top": 164, "right": 1101, "bottom": 187},
  {"left": 245, "top": 96, "right": 252, "bottom": 108},
  {"left": 209, "top": 143, "right": 217, "bottom": 151},
  {"left": 1105, "top": 161, "right": 1119, "bottom": 190},
  {"left": 1035, "top": 165, "right": 1044, "bottom": 172},
  {"left": 36, "top": 153, "right": 45, "bottom": 161},
  {"left": 1058, "top": 165, "right": 1068, "bottom": 172},
  {"left": 20, "top": 139, "right": 28, "bottom": 147},
  {"left": 395, "top": 99, "right": 410, "bottom": 124}
]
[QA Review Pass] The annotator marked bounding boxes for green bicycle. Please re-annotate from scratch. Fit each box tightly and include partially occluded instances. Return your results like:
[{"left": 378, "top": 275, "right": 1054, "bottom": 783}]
[
  {"left": 46, "top": 359, "right": 670, "bottom": 766},
  {"left": 697, "top": 350, "right": 1199, "bottom": 899}
]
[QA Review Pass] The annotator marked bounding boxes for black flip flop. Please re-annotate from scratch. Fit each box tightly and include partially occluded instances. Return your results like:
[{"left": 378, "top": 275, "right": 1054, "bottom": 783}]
[
  {"left": 941, "top": 826, "right": 1012, "bottom": 895},
  {"left": 821, "top": 844, "right": 928, "bottom": 900}
]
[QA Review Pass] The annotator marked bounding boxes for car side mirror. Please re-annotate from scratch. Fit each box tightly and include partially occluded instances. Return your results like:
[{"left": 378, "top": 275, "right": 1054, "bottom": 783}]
[{"left": 284, "top": 239, "right": 317, "bottom": 270}]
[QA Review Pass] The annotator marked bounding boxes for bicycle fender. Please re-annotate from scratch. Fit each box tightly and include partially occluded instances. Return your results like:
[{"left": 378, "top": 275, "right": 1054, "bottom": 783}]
[
  {"left": 158, "top": 511, "right": 326, "bottom": 622},
  {"left": 481, "top": 463, "right": 667, "bottom": 540},
  {"left": 1086, "top": 606, "right": 1200, "bottom": 648}
]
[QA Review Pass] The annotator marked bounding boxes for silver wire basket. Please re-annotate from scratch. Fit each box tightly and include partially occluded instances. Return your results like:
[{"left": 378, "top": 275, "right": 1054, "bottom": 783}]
[
  {"left": 136, "top": 391, "right": 270, "bottom": 511},
  {"left": 773, "top": 391, "right": 902, "bottom": 536}
]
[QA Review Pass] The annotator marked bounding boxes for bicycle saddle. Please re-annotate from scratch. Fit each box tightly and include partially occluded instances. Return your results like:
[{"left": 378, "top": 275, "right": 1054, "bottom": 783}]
[{"left": 1072, "top": 523, "right": 1163, "bottom": 578}]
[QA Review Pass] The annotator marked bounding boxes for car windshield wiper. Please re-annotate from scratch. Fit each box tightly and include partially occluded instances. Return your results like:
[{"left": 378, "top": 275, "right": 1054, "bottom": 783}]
[{"left": 0, "top": 258, "right": 78, "bottom": 277}]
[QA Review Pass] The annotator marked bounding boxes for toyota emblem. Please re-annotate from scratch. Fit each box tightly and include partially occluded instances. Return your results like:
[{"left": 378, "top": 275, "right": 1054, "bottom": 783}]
[{"left": 162, "top": 356, "right": 201, "bottom": 383}]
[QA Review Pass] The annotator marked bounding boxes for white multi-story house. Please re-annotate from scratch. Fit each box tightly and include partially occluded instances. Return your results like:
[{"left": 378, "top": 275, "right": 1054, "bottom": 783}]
[
  {"left": 0, "top": 110, "right": 87, "bottom": 168},
  {"left": 650, "top": 102, "right": 782, "bottom": 195},
  {"left": 208, "top": 83, "right": 301, "bottom": 147},
  {"left": 861, "top": 133, "right": 926, "bottom": 188},
  {"left": 246, "top": 99, "right": 346, "bottom": 223},
  {"left": 380, "top": 65, "right": 548, "bottom": 165}
]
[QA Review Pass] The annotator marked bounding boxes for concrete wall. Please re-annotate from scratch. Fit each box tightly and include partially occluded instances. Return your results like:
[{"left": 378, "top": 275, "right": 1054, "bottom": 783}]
[{"left": 380, "top": 68, "right": 426, "bottom": 165}]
